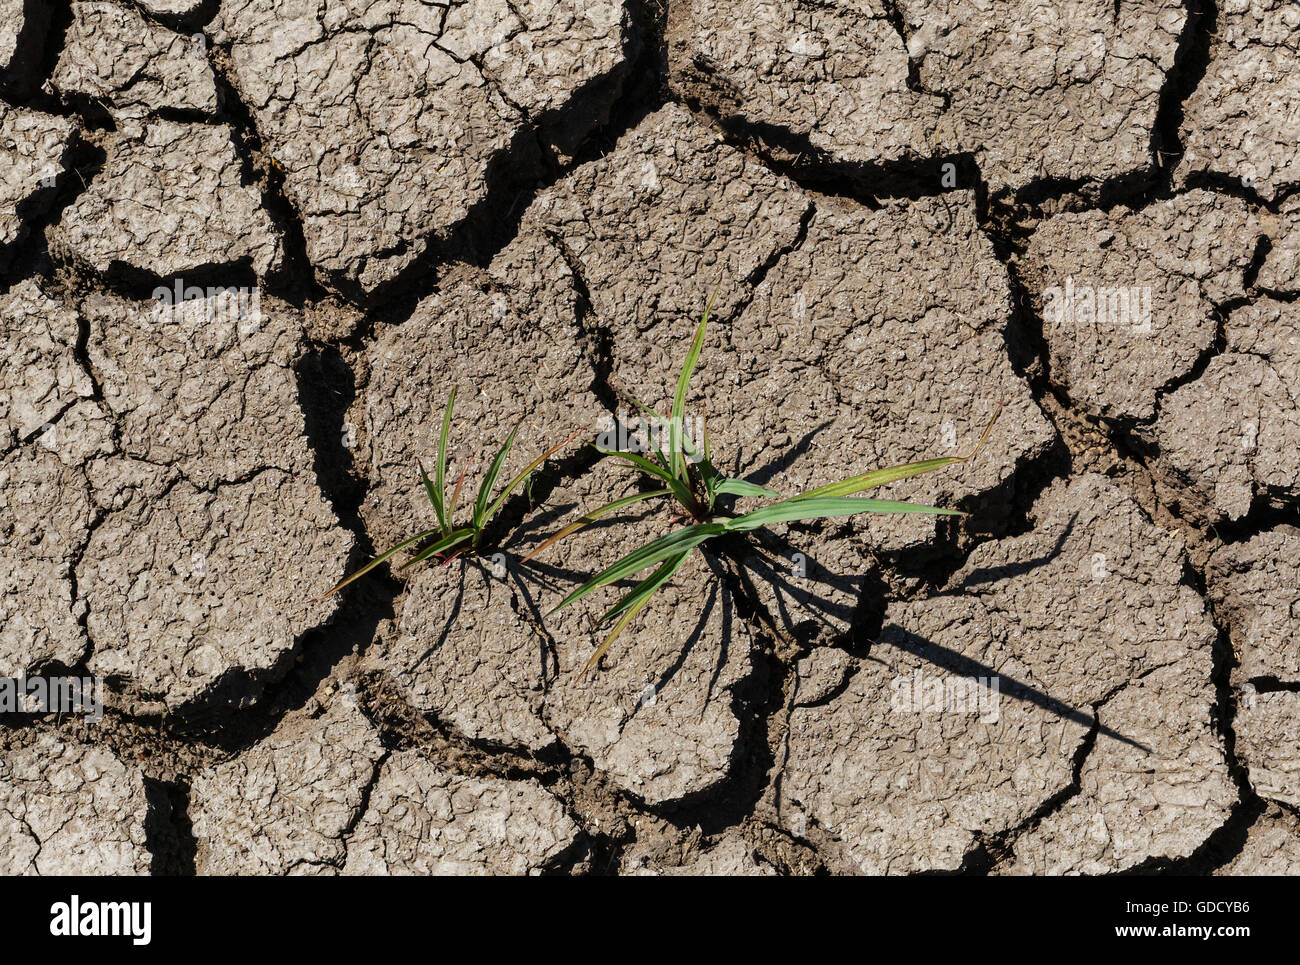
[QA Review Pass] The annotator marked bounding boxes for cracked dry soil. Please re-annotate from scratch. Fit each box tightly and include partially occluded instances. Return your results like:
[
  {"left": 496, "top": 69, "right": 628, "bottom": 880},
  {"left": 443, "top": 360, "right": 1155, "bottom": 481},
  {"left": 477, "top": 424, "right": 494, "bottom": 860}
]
[{"left": 1, "top": 0, "right": 1298, "bottom": 876}]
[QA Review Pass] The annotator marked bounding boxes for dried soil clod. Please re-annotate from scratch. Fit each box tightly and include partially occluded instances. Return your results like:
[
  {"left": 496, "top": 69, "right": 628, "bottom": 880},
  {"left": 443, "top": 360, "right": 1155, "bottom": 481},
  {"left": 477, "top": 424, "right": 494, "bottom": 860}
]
[
  {"left": 0, "top": 733, "right": 154, "bottom": 875},
  {"left": 212, "top": 0, "right": 636, "bottom": 296},
  {"left": 780, "top": 474, "right": 1227, "bottom": 874},
  {"left": 52, "top": 119, "right": 285, "bottom": 281},
  {"left": 1174, "top": 0, "right": 1300, "bottom": 200}
]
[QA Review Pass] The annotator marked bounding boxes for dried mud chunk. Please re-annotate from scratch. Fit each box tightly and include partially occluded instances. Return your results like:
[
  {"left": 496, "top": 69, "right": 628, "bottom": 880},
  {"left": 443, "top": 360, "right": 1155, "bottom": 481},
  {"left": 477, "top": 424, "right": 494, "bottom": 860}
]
[
  {"left": 1235, "top": 689, "right": 1300, "bottom": 807},
  {"left": 0, "top": 403, "right": 114, "bottom": 675},
  {"left": 793, "top": 646, "right": 855, "bottom": 706},
  {"left": 343, "top": 750, "right": 579, "bottom": 875},
  {"left": 1152, "top": 299, "right": 1300, "bottom": 520},
  {"left": 734, "top": 195, "right": 1054, "bottom": 554},
  {"left": 71, "top": 291, "right": 349, "bottom": 706},
  {"left": 442, "top": 0, "right": 629, "bottom": 133},
  {"left": 540, "top": 504, "right": 760, "bottom": 805},
  {"left": 521, "top": 102, "right": 811, "bottom": 329},
  {"left": 79, "top": 469, "right": 352, "bottom": 710},
  {"left": 783, "top": 644, "right": 1081, "bottom": 874},
  {"left": 780, "top": 474, "right": 1218, "bottom": 873},
  {"left": 1208, "top": 525, "right": 1300, "bottom": 683},
  {"left": 527, "top": 174, "right": 1052, "bottom": 625},
  {"left": 52, "top": 2, "right": 219, "bottom": 119},
  {"left": 53, "top": 119, "right": 283, "bottom": 279},
  {"left": 1257, "top": 194, "right": 1300, "bottom": 292},
  {"left": 0, "top": 734, "right": 152, "bottom": 875},
  {"left": 724, "top": 194, "right": 1037, "bottom": 492},
  {"left": 213, "top": 0, "right": 632, "bottom": 295},
  {"left": 82, "top": 290, "right": 310, "bottom": 488},
  {"left": 0, "top": 105, "right": 75, "bottom": 251},
  {"left": 903, "top": 0, "right": 1185, "bottom": 192},
  {"left": 1024, "top": 192, "right": 1262, "bottom": 421},
  {"left": 369, "top": 559, "right": 558, "bottom": 754},
  {"left": 0, "top": 279, "right": 93, "bottom": 451},
  {"left": 191, "top": 694, "right": 385, "bottom": 874},
  {"left": 0, "top": 457, "right": 88, "bottom": 676},
  {"left": 577, "top": 190, "right": 1051, "bottom": 568},
  {"left": 1006, "top": 664, "right": 1236, "bottom": 875},
  {"left": 0, "top": 0, "right": 27, "bottom": 73},
  {"left": 671, "top": 0, "right": 1183, "bottom": 191},
  {"left": 924, "top": 474, "right": 1215, "bottom": 708},
  {"left": 667, "top": 0, "right": 943, "bottom": 166},
  {"left": 360, "top": 264, "right": 603, "bottom": 555},
  {"left": 1175, "top": 0, "right": 1300, "bottom": 200},
  {"left": 546, "top": 565, "right": 758, "bottom": 806},
  {"left": 665, "top": 837, "right": 777, "bottom": 875},
  {"left": 1215, "top": 805, "right": 1300, "bottom": 875}
]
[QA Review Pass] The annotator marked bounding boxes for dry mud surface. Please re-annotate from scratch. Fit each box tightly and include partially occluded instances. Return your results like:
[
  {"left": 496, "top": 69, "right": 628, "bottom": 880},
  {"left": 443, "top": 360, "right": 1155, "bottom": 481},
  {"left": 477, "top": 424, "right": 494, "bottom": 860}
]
[{"left": 1, "top": 0, "right": 1298, "bottom": 876}]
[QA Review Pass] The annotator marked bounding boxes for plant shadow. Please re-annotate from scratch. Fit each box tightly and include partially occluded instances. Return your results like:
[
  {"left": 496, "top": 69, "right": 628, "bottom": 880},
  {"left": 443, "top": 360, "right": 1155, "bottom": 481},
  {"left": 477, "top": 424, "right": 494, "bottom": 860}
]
[
  {"left": 874, "top": 625, "right": 1150, "bottom": 753},
  {"left": 736, "top": 527, "right": 863, "bottom": 644},
  {"left": 496, "top": 468, "right": 1146, "bottom": 754},
  {"left": 937, "top": 512, "right": 1078, "bottom": 595},
  {"left": 507, "top": 509, "right": 737, "bottom": 699},
  {"left": 724, "top": 420, "right": 836, "bottom": 494}
]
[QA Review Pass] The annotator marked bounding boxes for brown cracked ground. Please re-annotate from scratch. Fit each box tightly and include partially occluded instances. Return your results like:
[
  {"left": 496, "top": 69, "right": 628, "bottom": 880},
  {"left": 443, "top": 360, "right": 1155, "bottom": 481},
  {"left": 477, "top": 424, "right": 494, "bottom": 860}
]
[{"left": 0, "top": 0, "right": 1297, "bottom": 876}]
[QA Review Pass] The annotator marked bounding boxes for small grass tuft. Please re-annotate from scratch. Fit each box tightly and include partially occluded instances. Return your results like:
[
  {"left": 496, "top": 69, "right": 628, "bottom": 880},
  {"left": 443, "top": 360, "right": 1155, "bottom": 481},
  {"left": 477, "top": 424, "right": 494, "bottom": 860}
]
[
  {"left": 314, "top": 387, "right": 582, "bottom": 601},
  {"left": 534, "top": 294, "right": 1001, "bottom": 673}
]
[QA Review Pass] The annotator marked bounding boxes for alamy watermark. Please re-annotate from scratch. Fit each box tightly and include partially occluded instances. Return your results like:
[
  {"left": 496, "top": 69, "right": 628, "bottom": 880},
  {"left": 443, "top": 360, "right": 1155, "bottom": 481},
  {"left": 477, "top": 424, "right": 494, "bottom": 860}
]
[
  {"left": 890, "top": 670, "right": 1000, "bottom": 724},
  {"left": 0, "top": 674, "right": 103, "bottom": 722},
  {"left": 1042, "top": 276, "right": 1152, "bottom": 334},
  {"left": 151, "top": 280, "right": 264, "bottom": 335},
  {"left": 50, "top": 896, "right": 150, "bottom": 945}
]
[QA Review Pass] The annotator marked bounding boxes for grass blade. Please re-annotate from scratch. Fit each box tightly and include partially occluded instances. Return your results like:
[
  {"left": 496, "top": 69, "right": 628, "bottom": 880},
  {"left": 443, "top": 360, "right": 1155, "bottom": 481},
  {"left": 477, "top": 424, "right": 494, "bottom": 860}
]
[
  {"left": 434, "top": 389, "right": 457, "bottom": 534},
  {"left": 789, "top": 404, "right": 1003, "bottom": 502},
  {"left": 623, "top": 393, "right": 706, "bottom": 470},
  {"left": 520, "top": 488, "right": 671, "bottom": 563},
  {"left": 399, "top": 528, "right": 474, "bottom": 570},
  {"left": 670, "top": 288, "right": 717, "bottom": 480},
  {"left": 723, "top": 496, "right": 963, "bottom": 533},
  {"left": 594, "top": 549, "right": 689, "bottom": 627},
  {"left": 447, "top": 460, "right": 470, "bottom": 522},
  {"left": 582, "top": 550, "right": 691, "bottom": 675},
  {"left": 473, "top": 426, "right": 518, "bottom": 533},
  {"left": 712, "top": 477, "right": 780, "bottom": 501},
  {"left": 311, "top": 527, "right": 443, "bottom": 601},
  {"left": 419, "top": 460, "right": 441, "bottom": 514},
  {"left": 549, "top": 522, "right": 726, "bottom": 615},
  {"left": 484, "top": 425, "right": 586, "bottom": 525},
  {"left": 789, "top": 457, "right": 965, "bottom": 501},
  {"left": 597, "top": 448, "right": 696, "bottom": 510},
  {"left": 619, "top": 393, "right": 673, "bottom": 472}
]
